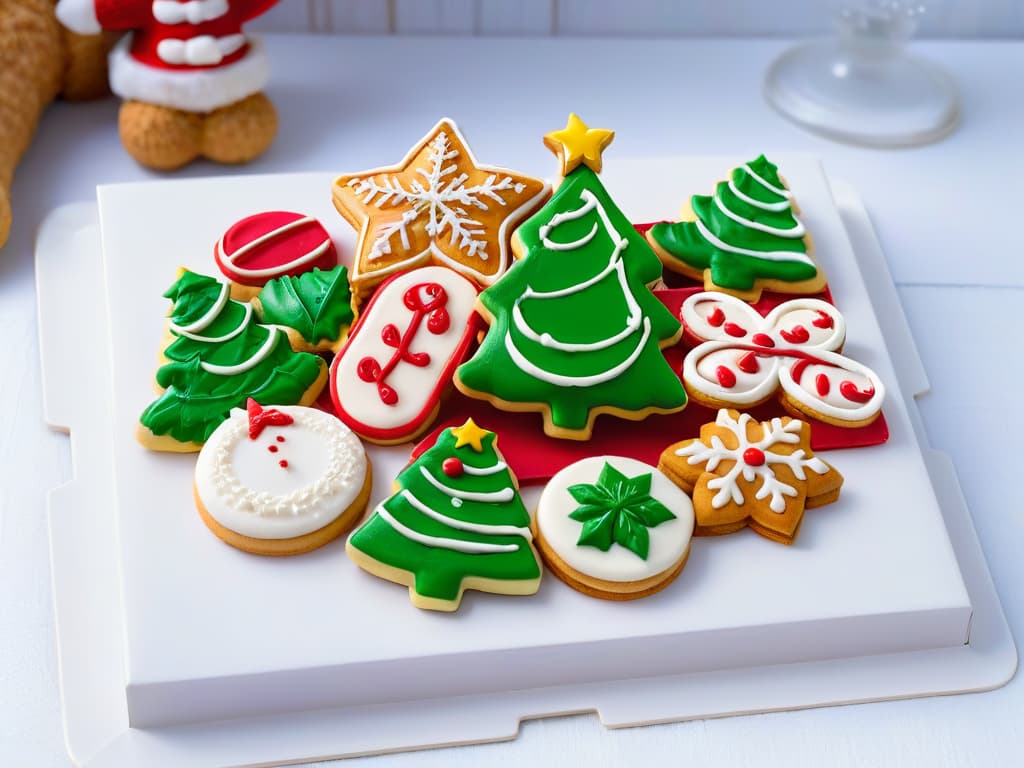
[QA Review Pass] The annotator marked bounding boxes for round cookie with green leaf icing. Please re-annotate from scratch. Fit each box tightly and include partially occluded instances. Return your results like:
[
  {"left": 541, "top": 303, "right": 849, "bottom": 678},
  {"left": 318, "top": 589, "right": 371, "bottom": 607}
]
[{"left": 534, "top": 455, "right": 695, "bottom": 600}]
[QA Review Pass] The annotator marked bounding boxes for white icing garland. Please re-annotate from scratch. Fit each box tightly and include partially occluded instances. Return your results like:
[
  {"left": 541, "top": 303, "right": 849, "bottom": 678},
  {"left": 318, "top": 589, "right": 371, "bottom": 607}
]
[
  {"left": 693, "top": 219, "right": 814, "bottom": 265},
  {"left": 200, "top": 327, "right": 279, "bottom": 375},
  {"left": 375, "top": 505, "right": 519, "bottom": 554},
  {"left": 674, "top": 411, "right": 829, "bottom": 514},
  {"left": 418, "top": 466, "right": 515, "bottom": 503},
  {"left": 461, "top": 461, "right": 508, "bottom": 476},
  {"left": 741, "top": 163, "right": 792, "bottom": 199},
  {"left": 400, "top": 490, "right": 532, "bottom": 539},
  {"left": 713, "top": 195, "right": 805, "bottom": 238},
  {"left": 171, "top": 302, "right": 252, "bottom": 343},
  {"left": 727, "top": 178, "right": 792, "bottom": 212},
  {"left": 172, "top": 283, "right": 229, "bottom": 334}
]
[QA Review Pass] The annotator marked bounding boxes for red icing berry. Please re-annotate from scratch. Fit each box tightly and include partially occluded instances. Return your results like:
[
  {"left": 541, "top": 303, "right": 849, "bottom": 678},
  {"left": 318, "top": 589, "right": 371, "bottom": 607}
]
[
  {"left": 736, "top": 351, "right": 760, "bottom": 374},
  {"left": 277, "top": 436, "right": 285, "bottom": 443},
  {"left": 715, "top": 365, "right": 736, "bottom": 388},
  {"left": 268, "top": 445, "right": 278, "bottom": 453},
  {"left": 442, "top": 457, "right": 464, "bottom": 477},
  {"left": 743, "top": 447, "right": 766, "bottom": 466},
  {"left": 815, "top": 373, "right": 831, "bottom": 396},
  {"left": 751, "top": 333, "right": 775, "bottom": 348},
  {"left": 279, "top": 460, "right": 289, "bottom": 469},
  {"left": 723, "top": 322, "right": 747, "bottom": 338}
]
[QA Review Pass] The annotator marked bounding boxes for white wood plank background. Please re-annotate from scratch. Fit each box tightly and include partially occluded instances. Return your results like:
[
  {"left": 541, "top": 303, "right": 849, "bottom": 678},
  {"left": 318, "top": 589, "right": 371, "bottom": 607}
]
[{"left": 248, "top": 0, "right": 1024, "bottom": 37}]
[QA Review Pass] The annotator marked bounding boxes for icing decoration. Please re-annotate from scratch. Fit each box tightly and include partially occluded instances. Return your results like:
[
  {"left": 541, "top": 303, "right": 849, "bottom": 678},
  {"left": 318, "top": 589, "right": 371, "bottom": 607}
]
[
  {"left": 216, "top": 211, "right": 337, "bottom": 288},
  {"left": 333, "top": 118, "right": 549, "bottom": 292},
  {"left": 194, "top": 403, "right": 367, "bottom": 540},
  {"left": 330, "top": 267, "right": 478, "bottom": 443},
  {"left": 451, "top": 418, "right": 490, "bottom": 452},
  {"left": 346, "top": 422, "right": 542, "bottom": 611},
  {"left": 246, "top": 397, "right": 293, "bottom": 439},
  {"left": 57, "top": 0, "right": 278, "bottom": 113},
  {"left": 659, "top": 410, "right": 843, "bottom": 544},
  {"left": 536, "top": 456, "right": 694, "bottom": 582},
  {"left": 255, "top": 265, "right": 354, "bottom": 346},
  {"left": 680, "top": 291, "right": 884, "bottom": 425},
  {"left": 647, "top": 155, "right": 825, "bottom": 298},
  {"left": 139, "top": 271, "right": 325, "bottom": 447},
  {"left": 455, "top": 119, "right": 687, "bottom": 439},
  {"left": 568, "top": 461, "right": 676, "bottom": 559},
  {"left": 542, "top": 113, "right": 616, "bottom": 176},
  {"left": 442, "top": 457, "right": 464, "bottom": 477}
]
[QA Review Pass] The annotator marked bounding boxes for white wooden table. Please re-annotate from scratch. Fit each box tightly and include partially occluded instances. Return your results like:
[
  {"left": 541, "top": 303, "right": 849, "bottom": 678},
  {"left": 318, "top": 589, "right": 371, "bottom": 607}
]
[{"left": 1, "top": 35, "right": 1021, "bottom": 767}]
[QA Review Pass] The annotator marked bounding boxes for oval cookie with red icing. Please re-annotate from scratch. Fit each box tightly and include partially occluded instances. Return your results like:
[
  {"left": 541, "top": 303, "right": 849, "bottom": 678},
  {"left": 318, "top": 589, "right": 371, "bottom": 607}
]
[
  {"left": 193, "top": 399, "right": 372, "bottom": 556},
  {"left": 215, "top": 211, "right": 338, "bottom": 297},
  {"left": 329, "top": 266, "right": 478, "bottom": 445}
]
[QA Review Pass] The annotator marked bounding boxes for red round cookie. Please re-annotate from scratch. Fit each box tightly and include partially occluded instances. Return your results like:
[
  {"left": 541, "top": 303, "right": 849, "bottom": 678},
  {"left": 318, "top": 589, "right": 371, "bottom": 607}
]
[{"left": 215, "top": 211, "right": 337, "bottom": 287}]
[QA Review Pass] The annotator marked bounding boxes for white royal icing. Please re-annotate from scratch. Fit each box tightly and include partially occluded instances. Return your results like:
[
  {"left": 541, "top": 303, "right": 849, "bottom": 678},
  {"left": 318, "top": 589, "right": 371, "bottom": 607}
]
[
  {"left": 331, "top": 267, "right": 478, "bottom": 435},
  {"left": 461, "top": 461, "right": 507, "bottom": 476},
  {"left": 536, "top": 456, "right": 694, "bottom": 583},
  {"left": 419, "top": 467, "right": 515, "bottom": 503},
  {"left": 674, "top": 411, "right": 829, "bottom": 513},
  {"left": 195, "top": 406, "right": 368, "bottom": 540},
  {"left": 399, "top": 489, "right": 531, "bottom": 539},
  {"left": 217, "top": 215, "right": 332, "bottom": 279},
  {"left": 504, "top": 188, "right": 653, "bottom": 387},
  {"left": 152, "top": 0, "right": 230, "bottom": 25},
  {"left": 693, "top": 219, "right": 814, "bottom": 265}
]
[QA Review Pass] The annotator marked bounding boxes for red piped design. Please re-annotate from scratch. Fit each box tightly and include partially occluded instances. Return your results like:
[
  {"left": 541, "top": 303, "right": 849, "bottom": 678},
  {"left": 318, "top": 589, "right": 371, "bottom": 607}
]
[
  {"left": 706, "top": 307, "right": 725, "bottom": 327},
  {"left": 840, "top": 381, "right": 876, "bottom": 403},
  {"left": 812, "top": 311, "right": 834, "bottom": 329},
  {"left": 246, "top": 398, "right": 294, "bottom": 440},
  {"left": 743, "top": 447, "right": 766, "bottom": 466},
  {"left": 736, "top": 352, "right": 760, "bottom": 374},
  {"left": 752, "top": 333, "right": 775, "bottom": 348},
  {"left": 715, "top": 365, "right": 737, "bottom": 388},
  {"left": 815, "top": 373, "right": 831, "bottom": 396},
  {"left": 723, "top": 322, "right": 747, "bottom": 338},
  {"left": 356, "top": 283, "right": 449, "bottom": 406},
  {"left": 780, "top": 325, "right": 810, "bottom": 344}
]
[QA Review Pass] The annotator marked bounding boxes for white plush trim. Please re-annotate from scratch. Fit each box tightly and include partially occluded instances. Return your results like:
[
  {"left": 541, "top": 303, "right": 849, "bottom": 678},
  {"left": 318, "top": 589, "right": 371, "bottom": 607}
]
[
  {"left": 109, "top": 36, "right": 270, "bottom": 113},
  {"left": 55, "top": 0, "right": 102, "bottom": 35}
]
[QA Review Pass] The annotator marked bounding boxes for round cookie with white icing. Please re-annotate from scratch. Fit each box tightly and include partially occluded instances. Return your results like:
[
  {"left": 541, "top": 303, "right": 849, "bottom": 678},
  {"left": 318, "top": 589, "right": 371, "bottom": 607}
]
[
  {"left": 194, "top": 399, "right": 372, "bottom": 556},
  {"left": 534, "top": 456, "right": 695, "bottom": 600}
]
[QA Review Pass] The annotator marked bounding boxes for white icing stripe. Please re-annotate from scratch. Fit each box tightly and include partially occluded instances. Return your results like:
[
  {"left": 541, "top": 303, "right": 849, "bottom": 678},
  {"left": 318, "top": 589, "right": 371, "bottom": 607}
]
[
  {"left": 513, "top": 259, "right": 641, "bottom": 352},
  {"left": 742, "top": 163, "right": 792, "bottom": 199},
  {"left": 174, "top": 283, "right": 230, "bottom": 334},
  {"left": 713, "top": 196, "right": 805, "bottom": 238},
  {"left": 156, "top": 34, "right": 246, "bottom": 67},
  {"left": 375, "top": 505, "right": 519, "bottom": 554},
  {"left": 219, "top": 216, "right": 332, "bottom": 278},
  {"left": 418, "top": 467, "right": 515, "bottom": 503},
  {"left": 200, "top": 327, "right": 279, "bottom": 375},
  {"left": 461, "top": 461, "right": 507, "bottom": 476},
  {"left": 152, "top": 0, "right": 229, "bottom": 25},
  {"left": 505, "top": 317, "right": 652, "bottom": 388},
  {"left": 171, "top": 302, "right": 252, "bottom": 342},
  {"left": 728, "top": 179, "right": 792, "bottom": 212},
  {"left": 401, "top": 490, "right": 532, "bottom": 539},
  {"left": 694, "top": 219, "right": 814, "bottom": 265}
]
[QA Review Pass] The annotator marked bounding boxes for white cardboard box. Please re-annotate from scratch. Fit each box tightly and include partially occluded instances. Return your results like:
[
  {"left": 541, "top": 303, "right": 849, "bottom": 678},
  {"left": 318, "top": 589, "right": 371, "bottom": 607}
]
[{"left": 36, "top": 158, "right": 1014, "bottom": 767}]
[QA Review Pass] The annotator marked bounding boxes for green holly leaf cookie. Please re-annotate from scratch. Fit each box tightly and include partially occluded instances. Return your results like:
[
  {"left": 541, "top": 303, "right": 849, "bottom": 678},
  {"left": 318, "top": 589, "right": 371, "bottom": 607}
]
[{"left": 257, "top": 265, "right": 354, "bottom": 345}]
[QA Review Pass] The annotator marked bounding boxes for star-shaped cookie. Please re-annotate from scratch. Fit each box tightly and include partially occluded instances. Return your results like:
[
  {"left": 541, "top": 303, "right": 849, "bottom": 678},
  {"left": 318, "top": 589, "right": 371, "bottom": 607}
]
[
  {"left": 333, "top": 119, "right": 550, "bottom": 296},
  {"left": 658, "top": 409, "right": 843, "bottom": 545}
]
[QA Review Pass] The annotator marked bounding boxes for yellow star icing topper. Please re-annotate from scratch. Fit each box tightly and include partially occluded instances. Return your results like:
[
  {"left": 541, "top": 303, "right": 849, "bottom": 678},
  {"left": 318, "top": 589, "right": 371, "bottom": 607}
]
[
  {"left": 543, "top": 114, "right": 615, "bottom": 177},
  {"left": 450, "top": 418, "right": 491, "bottom": 452}
]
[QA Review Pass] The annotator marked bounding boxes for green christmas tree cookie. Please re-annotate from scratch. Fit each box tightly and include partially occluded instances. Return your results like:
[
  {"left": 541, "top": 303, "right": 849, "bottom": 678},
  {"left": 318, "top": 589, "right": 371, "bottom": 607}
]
[
  {"left": 346, "top": 419, "right": 542, "bottom": 611},
  {"left": 138, "top": 270, "right": 327, "bottom": 452},
  {"left": 254, "top": 265, "right": 355, "bottom": 352},
  {"left": 646, "top": 155, "right": 826, "bottom": 301},
  {"left": 454, "top": 114, "right": 687, "bottom": 440}
]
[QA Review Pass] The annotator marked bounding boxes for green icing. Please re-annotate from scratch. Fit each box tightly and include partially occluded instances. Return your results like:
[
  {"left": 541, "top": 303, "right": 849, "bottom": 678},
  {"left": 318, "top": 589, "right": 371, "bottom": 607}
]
[
  {"left": 256, "top": 265, "right": 354, "bottom": 345},
  {"left": 649, "top": 154, "right": 818, "bottom": 291},
  {"left": 140, "top": 271, "right": 325, "bottom": 445},
  {"left": 347, "top": 428, "right": 540, "bottom": 607},
  {"left": 568, "top": 462, "right": 675, "bottom": 560},
  {"left": 456, "top": 165, "right": 686, "bottom": 435}
]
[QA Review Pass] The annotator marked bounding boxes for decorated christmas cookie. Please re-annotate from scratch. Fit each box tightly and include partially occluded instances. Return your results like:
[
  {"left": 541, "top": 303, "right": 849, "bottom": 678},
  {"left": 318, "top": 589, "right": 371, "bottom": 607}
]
[
  {"left": 138, "top": 270, "right": 327, "bottom": 452},
  {"left": 346, "top": 419, "right": 542, "bottom": 611},
  {"left": 332, "top": 118, "right": 549, "bottom": 295},
  {"left": 680, "top": 291, "right": 884, "bottom": 427},
  {"left": 330, "top": 266, "right": 478, "bottom": 445},
  {"left": 194, "top": 399, "right": 371, "bottom": 556},
  {"left": 455, "top": 114, "right": 687, "bottom": 440},
  {"left": 215, "top": 211, "right": 338, "bottom": 299},
  {"left": 254, "top": 265, "right": 355, "bottom": 353},
  {"left": 647, "top": 156, "right": 826, "bottom": 301},
  {"left": 659, "top": 409, "right": 843, "bottom": 545},
  {"left": 534, "top": 456, "right": 695, "bottom": 600}
]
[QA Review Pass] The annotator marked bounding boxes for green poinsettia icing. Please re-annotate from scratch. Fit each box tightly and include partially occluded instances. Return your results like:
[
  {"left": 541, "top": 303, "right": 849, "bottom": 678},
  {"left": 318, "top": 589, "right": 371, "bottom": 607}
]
[
  {"left": 256, "top": 265, "right": 354, "bottom": 344},
  {"left": 568, "top": 462, "right": 676, "bottom": 560}
]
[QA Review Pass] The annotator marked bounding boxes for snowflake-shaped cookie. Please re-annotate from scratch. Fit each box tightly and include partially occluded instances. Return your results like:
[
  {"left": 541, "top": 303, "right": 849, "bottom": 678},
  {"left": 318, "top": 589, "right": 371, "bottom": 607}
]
[
  {"left": 680, "top": 291, "right": 884, "bottom": 427},
  {"left": 333, "top": 119, "right": 549, "bottom": 294},
  {"left": 658, "top": 409, "right": 843, "bottom": 544}
]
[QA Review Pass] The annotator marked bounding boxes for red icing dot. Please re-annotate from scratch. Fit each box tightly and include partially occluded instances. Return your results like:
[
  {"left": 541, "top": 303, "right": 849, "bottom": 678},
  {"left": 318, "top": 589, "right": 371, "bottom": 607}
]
[
  {"left": 277, "top": 435, "right": 285, "bottom": 443},
  {"left": 268, "top": 445, "right": 278, "bottom": 453},
  {"left": 279, "top": 460, "right": 289, "bottom": 469},
  {"left": 442, "top": 457, "right": 464, "bottom": 477},
  {"left": 715, "top": 365, "right": 736, "bottom": 388},
  {"left": 736, "top": 352, "right": 760, "bottom": 374},
  {"left": 723, "top": 322, "right": 747, "bottom": 338},
  {"left": 815, "top": 373, "right": 831, "bottom": 396},
  {"left": 752, "top": 333, "right": 775, "bottom": 348},
  {"left": 812, "top": 311, "right": 835, "bottom": 329},
  {"left": 743, "top": 447, "right": 766, "bottom": 466},
  {"left": 706, "top": 307, "right": 725, "bottom": 327}
]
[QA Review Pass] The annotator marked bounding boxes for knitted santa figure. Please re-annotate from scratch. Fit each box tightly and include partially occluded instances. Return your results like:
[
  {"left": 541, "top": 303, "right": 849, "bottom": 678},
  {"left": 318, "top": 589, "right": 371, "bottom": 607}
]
[{"left": 56, "top": 0, "right": 280, "bottom": 169}]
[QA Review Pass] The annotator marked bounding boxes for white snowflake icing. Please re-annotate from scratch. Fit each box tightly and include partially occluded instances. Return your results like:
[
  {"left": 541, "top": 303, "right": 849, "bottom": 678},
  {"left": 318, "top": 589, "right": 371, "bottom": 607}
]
[
  {"left": 674, "top": 411, "right": 829, "bottom": 514},
  {"left": 348, "top": 131, "right": 528, "bottom": 262}
]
